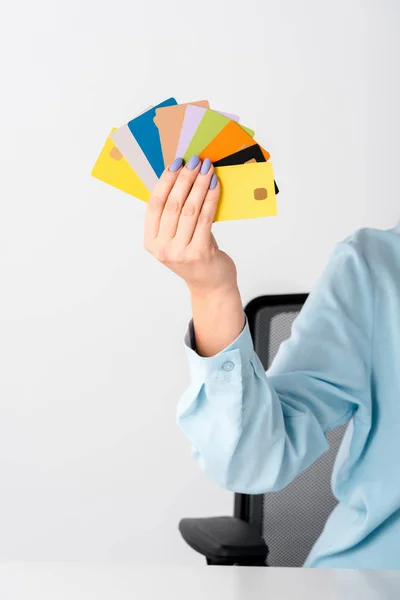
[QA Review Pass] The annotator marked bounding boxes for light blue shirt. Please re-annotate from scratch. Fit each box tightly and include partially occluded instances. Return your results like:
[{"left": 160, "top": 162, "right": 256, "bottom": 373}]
[{"left": 177, "top": 225, "right": 400, "bottom": 569}]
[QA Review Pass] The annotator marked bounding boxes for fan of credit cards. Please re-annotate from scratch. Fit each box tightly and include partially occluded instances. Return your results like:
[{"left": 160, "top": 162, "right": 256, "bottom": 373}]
[{"left": 91, "top": 97, "right": 279, "bottom": 222}]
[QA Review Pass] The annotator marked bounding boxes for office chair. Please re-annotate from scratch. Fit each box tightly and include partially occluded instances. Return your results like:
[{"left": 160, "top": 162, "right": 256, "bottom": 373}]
[{"left": 179, "top": 294, "right": 347, "bottom": 567}]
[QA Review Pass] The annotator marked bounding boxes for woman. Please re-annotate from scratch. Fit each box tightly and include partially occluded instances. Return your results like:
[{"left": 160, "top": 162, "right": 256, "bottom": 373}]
[{"left": 144, "top": 154, "right": 400, "bottom": 569}]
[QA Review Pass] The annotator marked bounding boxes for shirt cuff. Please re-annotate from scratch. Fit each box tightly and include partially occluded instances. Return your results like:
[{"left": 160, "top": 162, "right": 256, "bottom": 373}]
[{"left": 183, "top": 315, "right": 255, "bottom": 383}]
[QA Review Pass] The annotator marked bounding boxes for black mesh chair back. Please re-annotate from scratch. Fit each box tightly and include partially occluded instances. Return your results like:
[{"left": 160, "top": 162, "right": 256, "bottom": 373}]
[{"left": 243, "top": 295, "right": 347, "bottom": 568}]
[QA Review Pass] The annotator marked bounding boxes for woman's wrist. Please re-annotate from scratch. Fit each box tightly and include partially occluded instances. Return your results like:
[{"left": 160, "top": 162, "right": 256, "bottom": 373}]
[{"left": 189, "top": 284, "right": 246, "bottom": 358}]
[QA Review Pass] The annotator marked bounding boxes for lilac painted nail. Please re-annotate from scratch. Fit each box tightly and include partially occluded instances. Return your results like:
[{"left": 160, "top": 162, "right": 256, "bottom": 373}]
[
  {"left": 187, "top": 155, "right": 200, "bottom": 170},
  {"left": 209, "top": 174, "right": 218, "bottom": 190},
  {"left": 169, "top": 157, "right": 183, "bottom": 172},
  {"left": 200, "top": 158, "right": 212, "bottom": 175}
]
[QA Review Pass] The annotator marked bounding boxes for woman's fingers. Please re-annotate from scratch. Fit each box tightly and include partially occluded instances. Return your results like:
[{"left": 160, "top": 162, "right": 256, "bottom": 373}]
[
  {"left": 189, "top": 173, "right": 220, "bottom": 248},
  {"left": 144, "top": 157, "right": 184, "bottom": 244},
  {"left": 173, "top": 158, "right": 216, "bottom": 247},
  {"left": 157, "top": 155, "right": 202, "bottom": 242},
  {"left": 144, "top": 155, "right": 220, "bottom": 254}
]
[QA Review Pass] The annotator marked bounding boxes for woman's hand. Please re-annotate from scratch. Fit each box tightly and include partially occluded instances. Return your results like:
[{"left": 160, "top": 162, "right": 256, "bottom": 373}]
[{"left": 144, "top": 155, "right": 238, "bottom": 296}]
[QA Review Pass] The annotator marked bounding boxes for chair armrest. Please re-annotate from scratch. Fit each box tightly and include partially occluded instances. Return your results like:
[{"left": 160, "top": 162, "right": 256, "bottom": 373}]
[{"left": 179, "top": 516, "right": 268, "bottom": 566}]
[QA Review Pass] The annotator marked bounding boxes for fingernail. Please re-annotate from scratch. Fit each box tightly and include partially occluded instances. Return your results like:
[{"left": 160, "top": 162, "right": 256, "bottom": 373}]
[
  {"left": 169, "top": 157, "right": 183, "bottom": 172},
  {"left": 200, "top": 158, "right": 212, "bottom": 175},
  {"left": 187, "top": 155, "right": 200, "bottom": 170},
  {"left": 209, "top": 174, "right": 218, "bottom": 190}
]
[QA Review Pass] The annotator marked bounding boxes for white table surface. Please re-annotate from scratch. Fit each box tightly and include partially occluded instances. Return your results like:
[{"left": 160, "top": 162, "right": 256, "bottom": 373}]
[{"left": 0, "top": 563, "right": 399, "bottom": 600}]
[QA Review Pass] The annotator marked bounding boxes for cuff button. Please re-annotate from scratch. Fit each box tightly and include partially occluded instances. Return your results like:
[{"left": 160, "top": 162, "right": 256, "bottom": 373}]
[{"left": 222, "top": 361, "right": 235, "bottom": 372}]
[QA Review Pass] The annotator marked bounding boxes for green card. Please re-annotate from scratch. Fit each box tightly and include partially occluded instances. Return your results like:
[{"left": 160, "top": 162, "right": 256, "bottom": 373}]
[{"left": 183, "top": 110, "right": 254, "bottom": 161}]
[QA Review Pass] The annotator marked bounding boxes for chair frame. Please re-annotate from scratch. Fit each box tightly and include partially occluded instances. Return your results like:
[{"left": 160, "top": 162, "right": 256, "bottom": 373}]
[{"left": 234, "top": 294, "right": 309, "bottom": 531}]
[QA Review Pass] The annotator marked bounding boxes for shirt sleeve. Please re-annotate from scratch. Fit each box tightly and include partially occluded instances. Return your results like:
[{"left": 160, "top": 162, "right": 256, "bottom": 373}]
[{"left": 176, "top": 237, "right": 374, "bottom": 494}]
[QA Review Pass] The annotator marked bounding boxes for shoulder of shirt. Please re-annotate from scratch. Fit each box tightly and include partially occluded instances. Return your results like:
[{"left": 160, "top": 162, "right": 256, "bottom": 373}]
[{"left": 339, "top": 225, "right": 399, "bottom": 272}]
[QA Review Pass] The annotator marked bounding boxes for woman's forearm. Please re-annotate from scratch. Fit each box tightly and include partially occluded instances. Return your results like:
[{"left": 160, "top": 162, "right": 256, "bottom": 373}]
[{"left": 190, "top": 285, "right": 246, "bottom": 357}]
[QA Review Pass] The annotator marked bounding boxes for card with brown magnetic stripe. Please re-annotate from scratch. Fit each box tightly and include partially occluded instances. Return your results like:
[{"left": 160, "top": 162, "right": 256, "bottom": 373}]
[
  {"left": 199, "top": 120, "right": 270, "bottom": 164},
  {"left": 154, "top": 101, "right": 209, "bottom": 167},
  {"left": 214, "top": 145, "right": 279, "bottom": 194},
  {"left": 213, "top": 162, "right": 277, "bottom": 222},
  {"left": 91, "top": 129, "right": 151, "bottom": 201}
]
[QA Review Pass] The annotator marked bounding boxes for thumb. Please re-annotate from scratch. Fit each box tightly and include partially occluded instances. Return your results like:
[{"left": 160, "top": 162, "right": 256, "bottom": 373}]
[{"left": 210, "top": 233, "right": 219, "bottom": 250}]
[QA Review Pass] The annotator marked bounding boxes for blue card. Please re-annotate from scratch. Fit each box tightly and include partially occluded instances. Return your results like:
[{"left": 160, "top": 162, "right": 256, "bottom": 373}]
[{"left": 127, "top": 97, "right": 177, "bottom": 177}]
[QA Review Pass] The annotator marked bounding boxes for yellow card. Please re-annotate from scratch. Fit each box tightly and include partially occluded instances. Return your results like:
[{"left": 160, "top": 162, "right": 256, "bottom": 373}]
[
  {"left": 91, "top": 129, "right": 151, "bottom": 202},
  {"left": 91, "top": 135, "right": 277, "bottom": 222},
  {"left": 214, "top": 162, "right": 277, "bottom": 222}
]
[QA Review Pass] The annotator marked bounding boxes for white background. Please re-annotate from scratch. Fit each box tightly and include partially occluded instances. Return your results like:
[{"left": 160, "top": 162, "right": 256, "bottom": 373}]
[{"left": 0, "top": 0, "right": 399, "bottom": 562}]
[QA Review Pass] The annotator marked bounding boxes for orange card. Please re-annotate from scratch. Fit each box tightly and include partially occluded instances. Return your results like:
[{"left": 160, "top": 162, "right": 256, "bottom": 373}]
[{"left": 199, "top": 121, "right": 270, "bottom": 163}]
